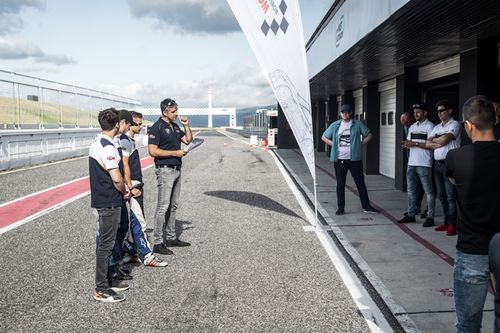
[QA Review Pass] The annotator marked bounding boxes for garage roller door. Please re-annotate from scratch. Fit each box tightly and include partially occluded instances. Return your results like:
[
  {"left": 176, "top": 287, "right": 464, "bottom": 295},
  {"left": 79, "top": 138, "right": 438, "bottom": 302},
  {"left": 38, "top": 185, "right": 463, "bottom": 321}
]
[{"left": 378, "top": 79, "right": 396, "bottom": 179}]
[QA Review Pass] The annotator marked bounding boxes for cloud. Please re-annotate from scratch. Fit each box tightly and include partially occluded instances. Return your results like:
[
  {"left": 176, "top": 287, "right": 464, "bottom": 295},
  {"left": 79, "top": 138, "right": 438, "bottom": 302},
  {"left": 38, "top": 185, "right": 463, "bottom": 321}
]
[
  {"left": 100, "top": 66, "right": 275, "bottom": 108},
  {"left": 35, "top": 54, "right": 75, "bottom": 65},
  {"left": 127, "top": 0, "right": 240, "bottom": 35},
  {"left": 0, "top": 0, "right": 46, "bottom": 35},
  {"left": 0, "top": 36, "right": 75, "bottom": 65}
]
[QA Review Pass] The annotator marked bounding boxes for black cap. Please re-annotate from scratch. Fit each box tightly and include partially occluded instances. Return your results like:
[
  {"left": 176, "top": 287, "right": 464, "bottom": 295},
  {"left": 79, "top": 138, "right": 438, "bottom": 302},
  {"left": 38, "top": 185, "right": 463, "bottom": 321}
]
[
  {"left": 412, "top": 102, "right": 428, "bottom": 111},
  {"left": 119, "top": 109, "right": 137, "bottom": 126},
  {"left": 160, "top": 98, "right": 178, "bottom": 112},
  {"left": 340, "top": 104, "right": 352, "bottom": 113}
]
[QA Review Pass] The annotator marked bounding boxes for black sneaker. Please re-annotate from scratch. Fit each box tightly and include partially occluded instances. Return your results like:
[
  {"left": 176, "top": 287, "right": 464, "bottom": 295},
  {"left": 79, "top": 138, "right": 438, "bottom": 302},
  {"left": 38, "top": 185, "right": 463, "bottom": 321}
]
[
  {"left": 153, "top": 243, "right": 174, "bottom": 255},
  {"left": 335, "top": 208, "right": 345, "bottom": 215},
  {"left": 109, "top": 280, "right": 130, "bottom": 292},
  {"left": 420, "top": 210, "right": 428, "bottom": 219},
  {"left": 165, "top": 239, "right": 191, "bottom": 247},
  {"left": 363, "top": 206, "right": 380, "bottom": 213},
  {"left": 93, "top": 289, "right": 125, "bottom": 303},
  {"left": 110, "top": 266, "right": 132, "bottom": 281},
  {"left": 422, "top": 218, "right": 434, "bottom": 227},
  {"left": 398, "top": 216, "right": 415, "bottom": 223}
]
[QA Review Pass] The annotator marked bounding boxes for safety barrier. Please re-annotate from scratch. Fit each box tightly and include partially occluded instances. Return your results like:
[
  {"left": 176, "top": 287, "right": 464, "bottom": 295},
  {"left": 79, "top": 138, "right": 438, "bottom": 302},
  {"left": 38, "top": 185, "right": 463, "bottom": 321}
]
[{"left": 0, "top": 128, "right": 100, "bottom": 171}]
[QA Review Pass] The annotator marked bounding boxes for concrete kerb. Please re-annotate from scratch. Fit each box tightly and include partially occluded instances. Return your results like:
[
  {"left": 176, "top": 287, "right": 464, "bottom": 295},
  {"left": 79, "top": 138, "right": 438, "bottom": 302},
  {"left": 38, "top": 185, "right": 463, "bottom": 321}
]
[{"left": 272, "top": 150, "right": 421, "bottom": 333}]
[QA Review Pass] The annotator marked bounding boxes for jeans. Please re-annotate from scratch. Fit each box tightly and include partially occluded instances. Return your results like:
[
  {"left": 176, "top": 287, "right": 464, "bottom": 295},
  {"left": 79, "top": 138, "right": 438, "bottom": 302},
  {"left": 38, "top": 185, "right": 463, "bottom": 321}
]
[
  {"left": 333, "top": 160, "right": 370, "bottom": 209},
  {"left": 110, "top": 202, "right": 129, "bottom": 266},
  {"left": 95, "top": 207, "right": 121, "bottom": 291},
  {"left": 489, "top": 233, "right": 500, "bottom": 333},
  {"left": 407, "top": 166, "right": 435, "bottom": 218},
  {"left": 454, "top": 251, "right": 490, "bottom": 333},
  {"left": 153, "top": 167, "right": 181, "bottom": 245},
  {"left": 434, "top": 161, "right": 456, "bottom": 224}
]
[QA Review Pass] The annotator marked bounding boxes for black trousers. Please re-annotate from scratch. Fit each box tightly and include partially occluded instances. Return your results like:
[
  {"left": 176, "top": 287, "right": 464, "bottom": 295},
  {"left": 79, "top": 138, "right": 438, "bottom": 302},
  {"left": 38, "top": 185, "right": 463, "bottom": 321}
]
[
  {"left": 95, "top": 206, "right": 121, "bottom": 291},
  {"left": 334, "top": 159, "right": 370, "bottom": 210},
  {"left": 489, "top": 233, "right": 500, "bottom": 333}
]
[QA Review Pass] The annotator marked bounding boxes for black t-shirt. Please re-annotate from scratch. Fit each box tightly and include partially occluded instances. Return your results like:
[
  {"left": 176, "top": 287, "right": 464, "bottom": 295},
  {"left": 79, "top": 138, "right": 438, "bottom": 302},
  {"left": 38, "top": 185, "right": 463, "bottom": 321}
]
[
  {"left": 148, "top": 118, "right": 185, "bottom": 166},
  {"left": 446, "top": 141, "right": 500, "bottom": 255}
]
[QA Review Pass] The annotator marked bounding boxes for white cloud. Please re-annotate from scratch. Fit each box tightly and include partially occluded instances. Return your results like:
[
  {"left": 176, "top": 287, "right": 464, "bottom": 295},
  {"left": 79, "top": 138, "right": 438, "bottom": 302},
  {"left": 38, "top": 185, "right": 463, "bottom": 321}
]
[
  {"left": 0, "top": 0, "right": 46, "bottom": 35},
  {"left": 127, "top": 0, "right": 239, "bottom": 35},
  {"left": 0, "top": 36, "right": 75, "bottom": 65},
  {"left": 100, "top": 66, "right": 275, "bottom": 108},
  {"left": 35, "top": 54, "right": 75, "bottom": 65},
  {"left": 0, "top": 36, "right": 43, "bottom": 58}
]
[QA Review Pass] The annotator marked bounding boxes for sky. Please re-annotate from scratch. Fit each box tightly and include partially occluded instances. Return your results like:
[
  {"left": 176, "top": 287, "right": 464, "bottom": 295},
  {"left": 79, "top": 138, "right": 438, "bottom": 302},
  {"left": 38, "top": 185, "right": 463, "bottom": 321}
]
[{"left": 0, "top": 0, "right": 331, "bottom": 108}]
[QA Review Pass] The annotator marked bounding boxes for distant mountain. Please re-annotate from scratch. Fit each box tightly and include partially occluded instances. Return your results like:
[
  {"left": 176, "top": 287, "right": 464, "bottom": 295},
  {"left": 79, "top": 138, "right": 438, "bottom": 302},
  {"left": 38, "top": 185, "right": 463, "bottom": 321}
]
[{"left": 143, "top": 104, "right": 277, "bottom": 128}]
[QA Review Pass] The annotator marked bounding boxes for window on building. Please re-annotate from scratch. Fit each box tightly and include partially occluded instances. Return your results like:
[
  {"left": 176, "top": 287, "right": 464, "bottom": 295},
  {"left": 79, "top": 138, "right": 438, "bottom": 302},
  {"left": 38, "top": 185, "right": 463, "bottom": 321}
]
[
  {"left": 388, "top": 112, "right": 394, "bottom": 125},
  {"left": 381, "top": 112, "right": 387, "bottom": 126}
]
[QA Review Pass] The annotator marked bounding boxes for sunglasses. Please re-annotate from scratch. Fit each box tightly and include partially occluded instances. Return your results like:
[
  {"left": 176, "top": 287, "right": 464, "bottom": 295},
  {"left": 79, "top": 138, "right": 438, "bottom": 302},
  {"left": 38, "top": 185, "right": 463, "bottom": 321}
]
[
  {"left": 412, "top": 103, "right": 428, "bottom": 111},
  {"left": 437, "top": 108, "right": 449, "bottom": 113}
]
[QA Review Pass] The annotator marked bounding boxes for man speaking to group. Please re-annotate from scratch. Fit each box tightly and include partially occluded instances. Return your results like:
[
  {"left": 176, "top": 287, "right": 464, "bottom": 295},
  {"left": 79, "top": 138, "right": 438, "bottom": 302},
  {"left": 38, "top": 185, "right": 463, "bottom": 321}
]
[{"left": 148, "top": 98, "right": 193, "bottom": 255}]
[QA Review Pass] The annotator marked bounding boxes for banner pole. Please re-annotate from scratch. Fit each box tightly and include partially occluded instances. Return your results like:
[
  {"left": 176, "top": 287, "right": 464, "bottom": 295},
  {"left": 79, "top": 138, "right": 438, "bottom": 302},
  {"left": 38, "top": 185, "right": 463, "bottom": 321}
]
[{"left": 313, "top": 176, "right": 318, "bottom": 225}]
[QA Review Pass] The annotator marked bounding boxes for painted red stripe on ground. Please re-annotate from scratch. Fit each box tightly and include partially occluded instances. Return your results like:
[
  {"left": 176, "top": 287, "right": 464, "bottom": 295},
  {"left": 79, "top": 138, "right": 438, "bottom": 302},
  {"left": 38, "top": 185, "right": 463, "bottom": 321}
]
[
  {"left": 0, "top": 156, "right": 155, "bottom": 230},
  {"left": 292, "top": 149, "right": 455, "bottom": 266},
  {"left": 0, "top": 178, "right": 90, "bottom": 229}
]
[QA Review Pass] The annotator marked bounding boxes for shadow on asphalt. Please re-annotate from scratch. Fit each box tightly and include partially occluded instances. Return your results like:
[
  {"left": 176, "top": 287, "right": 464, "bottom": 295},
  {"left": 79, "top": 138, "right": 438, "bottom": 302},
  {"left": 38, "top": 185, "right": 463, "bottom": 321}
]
[
  {"left": 204, "top": 190, "right": 302, "bottom": 219},
  {"left": 175, "top": 219, "right": 194, "bottom": 238}
]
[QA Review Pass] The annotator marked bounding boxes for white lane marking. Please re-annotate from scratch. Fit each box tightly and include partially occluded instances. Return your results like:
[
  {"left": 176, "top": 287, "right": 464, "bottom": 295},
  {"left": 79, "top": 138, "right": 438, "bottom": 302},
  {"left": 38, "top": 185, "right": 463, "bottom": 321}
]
[
  {"left": 0, "top": 156, "right": 87, "bottom": 175},
  {"left": 303, "top": 225, "right": 332, "bottom": 232},
  {"left": 217, "top": 130, "right": 252, "bottom": 146},
  {"left": 0, "top": 175, "right": 89, "bottom": 209},
  {"left": 276, "top": 153, "right": 420, "bottom": 333},
  {"left": 0, "top": 192, "right": 89, "bottom": 236},
  {"left": 269, "top": 151, "right": 394, "bottom": 333},
  {"left": 0, "top": 156, "right": 156, "bottom": 235}
]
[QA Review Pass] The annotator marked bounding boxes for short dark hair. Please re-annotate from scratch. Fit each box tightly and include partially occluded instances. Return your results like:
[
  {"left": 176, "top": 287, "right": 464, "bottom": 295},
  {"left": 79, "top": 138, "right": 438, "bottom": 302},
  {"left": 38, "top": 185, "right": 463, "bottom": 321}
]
[
  {"left": 160, "top": 98, "right": 177, "bottom": 113},
  {"left": 462, "top": 95, "right": 496, "bottom": 130},
  {"left": 98, "top": 108, "right": 119, "bottom": 131},
  {"left": 436, "top": 100, "right": 453, "bottom": 111},
  {"left": 131, "top": 111, "right": 143, "bottom": 119}
]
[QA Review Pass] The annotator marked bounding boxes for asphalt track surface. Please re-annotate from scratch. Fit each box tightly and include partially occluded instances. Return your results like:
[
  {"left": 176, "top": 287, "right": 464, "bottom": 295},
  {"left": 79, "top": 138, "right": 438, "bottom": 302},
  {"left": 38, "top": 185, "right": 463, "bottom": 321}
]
[{"left": 0, "top": 131, "right": 370, "bottom": 332}]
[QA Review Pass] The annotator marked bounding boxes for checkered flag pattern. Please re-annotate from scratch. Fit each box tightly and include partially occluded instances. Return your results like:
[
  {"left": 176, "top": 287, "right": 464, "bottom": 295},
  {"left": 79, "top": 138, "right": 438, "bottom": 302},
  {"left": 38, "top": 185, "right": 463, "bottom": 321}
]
[{"left": 261, "top": 0, "right": 289, "bottom": 36}]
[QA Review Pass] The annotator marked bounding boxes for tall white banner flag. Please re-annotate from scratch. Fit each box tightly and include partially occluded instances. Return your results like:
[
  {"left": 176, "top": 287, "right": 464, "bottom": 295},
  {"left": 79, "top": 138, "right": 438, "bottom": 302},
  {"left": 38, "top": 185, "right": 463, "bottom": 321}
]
[{"left": 227, "top": 0, "right": 316, "bottom": 180}]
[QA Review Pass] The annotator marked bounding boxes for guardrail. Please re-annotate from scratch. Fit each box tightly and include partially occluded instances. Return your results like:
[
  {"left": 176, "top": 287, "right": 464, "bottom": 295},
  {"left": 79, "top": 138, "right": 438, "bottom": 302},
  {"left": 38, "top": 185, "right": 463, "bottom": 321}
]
[
  {"left": 226, "top": 127, "right": 268, "bottom": 140},
  {"left": 0, "top": 128, "right": 100, "bottom": 171}
]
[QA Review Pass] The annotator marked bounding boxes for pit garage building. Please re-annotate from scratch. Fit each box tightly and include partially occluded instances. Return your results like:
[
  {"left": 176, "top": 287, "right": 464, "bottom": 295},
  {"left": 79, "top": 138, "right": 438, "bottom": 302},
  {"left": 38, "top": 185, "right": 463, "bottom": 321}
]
[{"left": 277, "top": 0, "right": 500, "bottom": 190}]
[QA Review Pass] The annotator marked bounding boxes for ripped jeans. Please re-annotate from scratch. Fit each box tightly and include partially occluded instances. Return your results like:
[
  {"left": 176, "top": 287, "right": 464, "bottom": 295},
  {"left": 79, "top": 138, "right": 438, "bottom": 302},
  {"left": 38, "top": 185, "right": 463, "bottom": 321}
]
[{"left": 454, "top": 251, "right": 490, "bottom": 333}]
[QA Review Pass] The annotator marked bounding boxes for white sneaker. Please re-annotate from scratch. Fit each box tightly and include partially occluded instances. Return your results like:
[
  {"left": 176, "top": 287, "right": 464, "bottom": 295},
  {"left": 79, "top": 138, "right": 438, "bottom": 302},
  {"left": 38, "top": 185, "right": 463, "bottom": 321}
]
[{"left": 144, "top": 254, "right": 168, "bottom": 267}]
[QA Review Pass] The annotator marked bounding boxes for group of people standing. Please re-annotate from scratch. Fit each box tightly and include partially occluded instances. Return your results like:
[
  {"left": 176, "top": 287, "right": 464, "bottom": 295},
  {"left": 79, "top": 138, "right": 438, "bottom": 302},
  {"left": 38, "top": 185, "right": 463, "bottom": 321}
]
[
  {"left": 324, "top": 95, "right": 500, "bottom": 332},
  {"left": 88, "top": 98, "right": 192, "bottom": 303},
  {"left": 398, "top": 100, "right": 462, "bottom": 235}
]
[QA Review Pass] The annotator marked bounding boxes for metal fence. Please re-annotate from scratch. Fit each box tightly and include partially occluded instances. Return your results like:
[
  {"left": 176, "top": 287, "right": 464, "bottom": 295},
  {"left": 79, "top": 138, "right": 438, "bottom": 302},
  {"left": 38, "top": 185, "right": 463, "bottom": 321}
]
[{"left": 0, "top": 70, "right": 141, "bottom": 130}]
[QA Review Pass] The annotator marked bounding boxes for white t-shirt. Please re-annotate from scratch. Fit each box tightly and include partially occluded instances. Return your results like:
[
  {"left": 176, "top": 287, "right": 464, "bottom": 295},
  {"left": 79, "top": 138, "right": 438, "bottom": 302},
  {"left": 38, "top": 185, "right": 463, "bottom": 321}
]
[
  {"left": 429, "top": 119, "right": 461, "bottom": 160},
  {"left": 338, "top": 120, "right": 352, "bottom": 159},
  {"left": 407, "top": 119, "right": 435, "bottom": 167}
]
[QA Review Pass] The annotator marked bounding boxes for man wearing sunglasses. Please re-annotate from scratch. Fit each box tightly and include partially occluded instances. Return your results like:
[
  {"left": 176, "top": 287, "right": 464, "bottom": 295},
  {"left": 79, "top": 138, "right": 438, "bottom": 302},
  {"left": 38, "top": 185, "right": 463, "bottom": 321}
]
[
  {"left": 148, "top": 98, "right": 193, "bottom": 256},
  {"left": 424, "top": 101, "right": 461, "bottom": 236}
]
